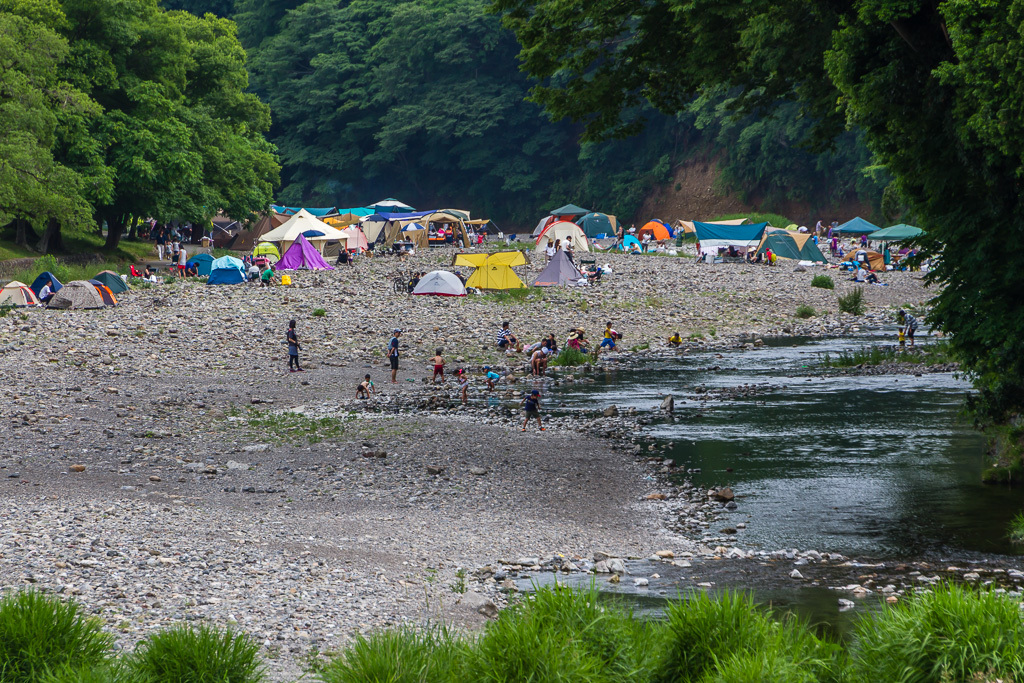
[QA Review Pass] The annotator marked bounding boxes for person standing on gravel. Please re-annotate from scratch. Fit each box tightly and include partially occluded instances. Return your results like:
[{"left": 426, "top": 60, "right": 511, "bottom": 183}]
[
  {"left": 389, "top": 329, "right": 401, "bottom": 383},
  {"left": 520, "top": 389, "right": 545, "bottom": 432},
  {"left": 287, "top": 320, "right": 303, "bottom": 372}
]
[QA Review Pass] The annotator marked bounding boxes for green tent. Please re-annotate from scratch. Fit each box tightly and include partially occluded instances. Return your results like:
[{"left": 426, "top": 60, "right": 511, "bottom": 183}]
[
  {"left": 91, "top": 270, "right": 129, "bottom": 293},
  {"left": 868, "top": 224, "right": 923, "bottom": 241},
  {"left": 755, "top": 232, "right": 827, "bottom": 263},
  {"left": 549, "top": 203, "right": 589, "bottom": 217},
  {"left": 576, "top": 212, "right": 613, "bottom": 237}
]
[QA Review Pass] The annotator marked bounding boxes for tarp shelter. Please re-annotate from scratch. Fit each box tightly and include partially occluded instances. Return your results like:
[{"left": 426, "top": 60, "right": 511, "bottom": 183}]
[
  {"left": 412, "top": 270, "right": 466, "bottom": 297},
  {"left": 638, "top": 220, "right": 671, "bottom": 241},
  {"left": 845, "top": 250, "right": 885, "bottom": 271},
  {"left": 454, "top": 252, "right": 527, "bottom": 290},
  {"left": 533, "top": 250, "right": 583, "bottom": 287},
  {"left": 549, "top": 203, "right": 589, "bottom": 218},
  {"left": 869, "top": 224, "right": 923, "bottom": 241},
  {"left": 271, "top": 205, "right": 338, "bottom": 217},
  {"left": 420, "top": 211, "right": 470, "bottom": 247},
  {"left": 754, "top": 232, "right": 827, "bottom": 263},
  {"left": 535, "top": 221, "right": 590, "bottom": 253},
  {"left": 692, "top": 221, "right": 768, "bottom": 250},
  {"left": 276, "top": 234, "right": 336, "bottom": 270},
  {"left": 186, "top": 253, "right": 214, "bottom": 276},
  {"left": 341, "top": 226, "right": 369, "bottom": 252},
  {"left": 677, "top": 218, "right": 748, "bottom": 234},
  {"left": 259, "top": 209, "right": 348, "bottom": 254},
  {"left": 835, "top": 216, "right": 881, "bottom": 235},
  {"left": 48, "top": 280, "right": 104, "bottom": 309},
  {"left": 0, "top": 281, "right": 39, "bottom": 306},
  {"left": 207, "top": 255, "right": 246, "bottom": 285},
  {"left": 92, "top": 270, "right": 129, "bottom": 293},
  {"left": 370, "top": 198, "right": 414, "bottom": 212},
  {"left": 88, "top": 280, "right": 118, "bottom": 306},
  {"left": 30, "top": 272, "right": 62, "bottom": 298},
  {"left": 576, "top": 212, "right": 618, "bottom": 238}
]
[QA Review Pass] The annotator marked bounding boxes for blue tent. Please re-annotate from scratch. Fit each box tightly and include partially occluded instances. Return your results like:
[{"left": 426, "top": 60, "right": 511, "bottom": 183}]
[
  {"left": 621, "top": 235, "right": 642, "bottom": 251},
  {"left": 207, "top": 255, "right": 246, "bottom": 285},
  {"left": 30, "top": 272, "right": 63, "bottom": 297},
  {"left": 365, "top": 210, "right": 435, "bottom": 222},
  {"left": 692, "top": 221, "right": 768, "bottom": 248},
  {"left": 835, "top": 217, "right": 880, "bottom": 235},
  {"left": 188, "top": 253, "right": 215, "bottom": 276}
]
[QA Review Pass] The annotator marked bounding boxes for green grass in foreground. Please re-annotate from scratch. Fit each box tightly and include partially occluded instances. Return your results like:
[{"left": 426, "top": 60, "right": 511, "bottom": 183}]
[
  {"left": 5, "top": 586, "right": 1024, "bottom": 683},
  {"left": 822, "top": 341, "right": 953, "bottom": 368}
]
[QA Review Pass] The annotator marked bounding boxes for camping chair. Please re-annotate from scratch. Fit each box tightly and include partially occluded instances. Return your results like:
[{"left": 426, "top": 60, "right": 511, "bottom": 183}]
[{"left": 129, "top": 265, "right": 144, "bottom": 278}]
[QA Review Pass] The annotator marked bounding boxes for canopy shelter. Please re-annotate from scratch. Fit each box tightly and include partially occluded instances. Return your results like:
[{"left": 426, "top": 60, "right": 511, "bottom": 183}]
[
  {"left": 420, "top": 211, "right": 470, "bottom": 247},
  {"left": 535, "top": 221, "right": 590, "bottom": 253},
  {"left": 412, "top": 270, "right": 466, "bottom": 297},
  {"left": 258, "top": 209, "right": 348, "bottom": 254},
  {"left": 370, "top": 198, "right": 414, "bottom": 212},
  {"left": 534, "top": 250, "right": 583, "bottom": 286},
  {"left": 48, "top": 280, "right": 104, "bottom": 309},
  {"left": 835, "top": 216, "right": 881, "bottom": 235},
  {"left": 0, "top": 281, "right": 39, "bottom": 307},
  {"left": 29, "top": 272, "right": 62, "bottom": 298},
  {"left": 638, "top": 220, "right": 671, "bottom": 241},
  {"left": 454, "top": 252, "right": 527, "bottom": 290},
  {"left": 754, "top": 232, "right": 827, "bottom": 263},
  {"left": 276, "top": 234, "right": 336, "bottom": 270},
  {"left": 869, "top": 224, "right": 923, "bottom": 241},
  {"left": 207, "top": 255, "right": 246, "bottom": 285},
  {"left": 218, "top": 213, "right": 286, "bottom": 251},
  {"left": 183, "top": 253, "right": 214, "bottom": 276},
  {"left": 88, "top": 280, "right": 118, "bottom": 306},
  {"left": 465, "top": 219, "right": 496, "bottom": 234},
  {"left": 270, "top": 205, "right": 338, "bottom": 217},
  {"left": 92, "top": 270, "right": 129, "bottom": 293},
  {"left": 401, "top": 224, "right": 429, "bottom": 249},
  {"left": 692, "top": 221, "right": 768, "bottom": 250},
  {"left": 576, "top": 212, "right": 618, "bottom": 238},
  {"left": 548, "top": 203, "right": 589, "bottom": 218},
  {"left": 323, "top": 212, "right": 369, "bottom": 227},
  {"left": 677, "top": 217, "right": 748, "bottom": 235},
  {"left": 361, "top": 211, "right": 432, "bottom": 245}
]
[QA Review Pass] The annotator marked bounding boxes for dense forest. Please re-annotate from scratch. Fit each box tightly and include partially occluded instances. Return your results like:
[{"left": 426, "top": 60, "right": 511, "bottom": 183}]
[{"left": 164, "top": 0, "right": 883, "bottom": 226}]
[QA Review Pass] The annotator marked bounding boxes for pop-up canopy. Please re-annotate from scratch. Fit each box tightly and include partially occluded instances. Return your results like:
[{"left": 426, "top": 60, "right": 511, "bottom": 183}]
[
  {"left": 835, "top": 217, "right": 881, "bottom": 235},
  {"left": 692, "top": 221, "right": 768, "bottom": 249}
]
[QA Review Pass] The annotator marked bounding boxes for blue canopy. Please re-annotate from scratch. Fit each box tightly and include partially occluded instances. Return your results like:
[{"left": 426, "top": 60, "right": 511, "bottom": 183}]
[
  {"left": 207, "top": 255, "right": 246, "bottom": 285},
  {"left": 365, "top": 210, "right": 435, "bottom": 222},
  {"left": 835, "top": 217, "right": 881, "bottom": 234},
  {"left": 692, "top": 221, "right": 768, "bottom": 248},
  {"left": 30, "top": 272, "right": 63, "bottom": 297}
]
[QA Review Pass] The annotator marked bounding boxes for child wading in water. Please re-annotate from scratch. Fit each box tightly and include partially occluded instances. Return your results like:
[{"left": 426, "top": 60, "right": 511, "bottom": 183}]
[
  {"left": 286, "top": 320, "right": 302, "bottom": 372},
  {"left": 520, "top": 389, "right": 545, "bottom": 432},
  {"left": 457, "top": 369, "right": 469, "bottom": 405},
  {"left": 431, "top": 348, "right": 445, "bottom": 383},
  {"left": 356, "top": 374, "right": 374, "bottom": 399}
]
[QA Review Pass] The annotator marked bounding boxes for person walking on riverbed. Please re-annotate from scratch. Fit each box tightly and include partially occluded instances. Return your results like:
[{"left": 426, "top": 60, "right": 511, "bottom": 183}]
[
  {"left": 520, "top": 389, "right": 545, "bottom": 432},
  {"left": 388, "top": 329, "right": 401, "bottom": 383},
  {"left": 286, "top": 320, "right": 302, "bottom": 372}
]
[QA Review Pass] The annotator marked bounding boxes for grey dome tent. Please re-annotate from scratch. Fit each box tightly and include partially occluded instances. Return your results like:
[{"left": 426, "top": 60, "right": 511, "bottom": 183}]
[{"left": 533, "top": 250, "right": 583, "bottom": 287}]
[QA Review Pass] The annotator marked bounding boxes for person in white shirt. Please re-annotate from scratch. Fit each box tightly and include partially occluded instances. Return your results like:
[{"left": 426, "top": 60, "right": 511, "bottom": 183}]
[
  {"left": 545, "top": 240, "right": 555, "bottom": 262},
  {"left": 177, "top": 245, "right": 187, "bottom": 278},
  {"left": 38, "top": 283, "right": 53, "bottom": 303}
]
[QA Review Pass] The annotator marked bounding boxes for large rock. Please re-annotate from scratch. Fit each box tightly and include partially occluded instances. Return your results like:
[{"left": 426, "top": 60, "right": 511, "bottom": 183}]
[
  {"left": 603, "top": 405, "right": 619, "bottom": 417},
  {"left": 607, "top": 558, "right": 626, "bottom": 574},
  {"left": 461, "top": 592, "right": 499, "bottom": 619},
  {"left": 711, "top": 487, "right": 735, "bottom": 502},
  {"left": 660, "top": 395, "right": 674, "bottom": 412}
]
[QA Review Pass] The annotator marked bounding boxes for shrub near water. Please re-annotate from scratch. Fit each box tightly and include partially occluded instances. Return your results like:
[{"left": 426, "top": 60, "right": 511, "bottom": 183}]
[
  {"left": 127, "top": 624, "right": 264, "bottom": 683},
  {"left": 795, "top": 304, "right": 816, "bottom": 319},
  {"left": 319, "top": 628, "right": 467, "bottom": 683},
  {"left": 811, "top": 274, "right": 834, "bottom": 289},
  {"left": 849, "top": 583, "right": 1024, "bottom": 682},
  {"left": 0, "top": 592, "right": 113, "bottom": 683},
  {"left": 550, "top": 347, "right": 593, "bottom": 367},
  {"left": 837, "top": 287, "right": 865, "bottom": 315}
]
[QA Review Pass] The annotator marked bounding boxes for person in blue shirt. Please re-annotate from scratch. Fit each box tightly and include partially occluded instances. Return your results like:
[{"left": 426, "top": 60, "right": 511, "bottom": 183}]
[{"left": 520, "top": 390, "right": 545, "bottom": 432}]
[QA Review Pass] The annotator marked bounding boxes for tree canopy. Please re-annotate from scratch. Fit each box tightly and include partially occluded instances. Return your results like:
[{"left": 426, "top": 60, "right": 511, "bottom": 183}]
[{"left": 494, "top": 0, "right": 1024, "bottom": 420}]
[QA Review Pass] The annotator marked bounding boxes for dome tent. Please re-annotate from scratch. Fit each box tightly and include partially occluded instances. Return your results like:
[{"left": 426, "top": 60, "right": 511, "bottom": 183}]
[
  {"left": 207, "top": 255, "right": 246, "bottom": 285},
  {"left": 535, "top": 221, "right": 590, "bottom": 253},
  {"left": 276, "top": 234, "right": 335, "bottom": 270},
  {"left": 92, "top": 270, "right": 129, "bottom": 293},
  {"left": 533, "top": 250, "right": 583, "bottom": 286},
  {"left": 29, "top": 272, "right": 62, "bottom": 298},
  {"left": 412, "top": 270, "right": 466, "bottom": 297},
  {"left": 0, "top": 281, "right": 40, "bottom": 307},
  {"left": 48, "top": 280, "right": 105, "bottom": 309}
]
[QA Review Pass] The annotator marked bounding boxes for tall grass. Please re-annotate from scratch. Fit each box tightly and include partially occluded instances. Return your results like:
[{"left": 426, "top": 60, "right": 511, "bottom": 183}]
[
  {"left": 4, "top": 254, "right": 132, "bottom": 287},
  {"left": 550, "top": 347, "right": 593, "bottom": 367},
  {"left": 795, "top": 304, "right": 817, "bottom": 319},
  {"left": 127, "top": 624, "right": 264, "bottom": 683},
  {"left": 811, "top": 274, "right": 834, "bottom": 290},
  {"left": 319, "top": 628, "right": 467, "bottom": 683},
  {"left": 837, "top": 287, "right": 865, "bottom": 315},
  {"left": 1010, "top": 511, "right": 1024, "bottom": 545},
  {"left": 0, "top": 592, "right": 113, "bottom": 683},
  {"left": 822, "top": 342, "right": 953, "bottom": 368},
  {"left": 849, "top": 583, "right": 1024, "bottom": 682}
]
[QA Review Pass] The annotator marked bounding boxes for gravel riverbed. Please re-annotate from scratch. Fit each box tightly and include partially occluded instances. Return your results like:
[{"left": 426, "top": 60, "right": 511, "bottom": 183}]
[{"left": 0, "top": 248, "right": 937, "bottom": 678}]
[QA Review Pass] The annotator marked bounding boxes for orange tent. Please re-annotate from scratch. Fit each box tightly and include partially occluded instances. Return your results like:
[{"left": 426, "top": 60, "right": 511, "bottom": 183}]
[{"left": 637, "top": 220, "right": 670, "bottom": 241}]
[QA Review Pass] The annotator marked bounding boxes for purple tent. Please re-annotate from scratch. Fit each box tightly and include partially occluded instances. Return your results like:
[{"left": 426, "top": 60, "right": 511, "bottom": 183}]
[{"left": 276, "top": 234, "right": 335, "bottom": 270}]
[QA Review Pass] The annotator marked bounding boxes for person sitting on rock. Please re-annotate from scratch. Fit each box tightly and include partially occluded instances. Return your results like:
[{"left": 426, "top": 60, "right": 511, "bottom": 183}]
[
  {"left": 497, "top": 321, "right": 518, "bottom": 351},
  {"left": 668, "top": 332, "right": 683, "bottom": 347}
]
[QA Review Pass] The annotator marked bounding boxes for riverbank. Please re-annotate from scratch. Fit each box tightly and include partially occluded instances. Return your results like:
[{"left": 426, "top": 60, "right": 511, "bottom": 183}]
[{"left": 0, "top": 248, "right": 940, "bottom": 679}]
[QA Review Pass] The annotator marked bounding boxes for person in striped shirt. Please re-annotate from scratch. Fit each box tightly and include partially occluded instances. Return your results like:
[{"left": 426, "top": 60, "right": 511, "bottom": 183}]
[
  {"left": 497, "top": 321, "right": 518, "bottom": 350},
  {"left": 898, "top": 310, "right": 919, "bottom": 346}
]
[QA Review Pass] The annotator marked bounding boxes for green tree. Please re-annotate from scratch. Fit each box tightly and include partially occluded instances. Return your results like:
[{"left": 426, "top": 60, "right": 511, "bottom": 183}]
[{"left": 494, "top": 0, "right": 1024, "bottom": 426}]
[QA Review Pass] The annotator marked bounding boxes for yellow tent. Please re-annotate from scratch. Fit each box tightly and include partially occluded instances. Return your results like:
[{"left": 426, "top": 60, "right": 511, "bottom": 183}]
[{"left": 454, "top": 252, "right": 527, "bottom": 290}]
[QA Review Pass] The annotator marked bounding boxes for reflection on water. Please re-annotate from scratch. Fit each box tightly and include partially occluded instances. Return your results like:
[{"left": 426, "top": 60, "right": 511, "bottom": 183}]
[{"left": 553, "top": 336, "right": 1024, "bottom": 561}]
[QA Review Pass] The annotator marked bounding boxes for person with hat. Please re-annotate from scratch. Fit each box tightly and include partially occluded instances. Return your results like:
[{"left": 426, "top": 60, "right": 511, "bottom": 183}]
[
  {"left": 520, "top": 389, "right": 545, "bottom": 432},
  {"left": 388, "top": 329, "right": 401, "bottom": 383}
]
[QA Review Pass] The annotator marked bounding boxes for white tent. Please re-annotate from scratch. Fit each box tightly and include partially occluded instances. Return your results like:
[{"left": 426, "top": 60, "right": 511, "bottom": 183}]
[
  {"left": 412, "top": 270, "right": 466, "bottom": 297},
  {"left": 534, "top": 221, "right": 590, "bottom": 253},
  {"left": 370, "top": 198, "right": 414, "bottom": 212},
  {"left": 258, "top": 209, "right": 349, "bottom": 254}
]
